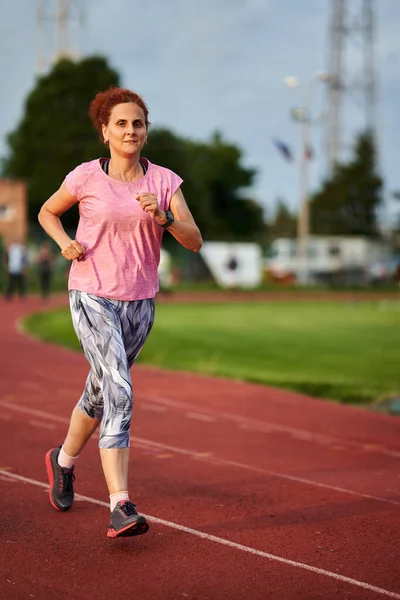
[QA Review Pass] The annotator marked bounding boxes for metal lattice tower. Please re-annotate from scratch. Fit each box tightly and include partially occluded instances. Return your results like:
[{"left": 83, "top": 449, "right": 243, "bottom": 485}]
[
  {"left": 326, "top": 0, "right": 378, "bottom": 173},
  {"left": 36, "top": 0, "right": 85, "bottom": 74}
]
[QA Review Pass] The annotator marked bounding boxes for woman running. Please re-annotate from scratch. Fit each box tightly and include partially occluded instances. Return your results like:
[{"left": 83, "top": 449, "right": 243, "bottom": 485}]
[{"left": 38, "top": 87, "right": 202, "bottom": 538}]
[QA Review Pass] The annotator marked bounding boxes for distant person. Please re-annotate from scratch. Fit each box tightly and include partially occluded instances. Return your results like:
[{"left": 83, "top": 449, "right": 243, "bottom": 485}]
[
  {"left": 38, "top": 86, "right": 202, "bottom": 538},
  {"left": 3, "top": 239, "right": 28, "bottom": 300},
  {"left": 396, "top": 262, "right": 400, "bottom": 285},
  {"left": 225, "top": 253, "right": 239, "bottom": 289},
  {"left": 37, "top": 241, "right": 54, "bottom": 300}
]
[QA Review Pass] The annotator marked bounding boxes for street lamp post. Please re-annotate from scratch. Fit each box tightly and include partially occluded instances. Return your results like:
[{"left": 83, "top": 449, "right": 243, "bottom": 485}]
[
  {"left": 284, "top": 73, "right": 329, "bottom": 285},
  {"left": 297, "top": 93, "right": 311, "bottom": 285}
]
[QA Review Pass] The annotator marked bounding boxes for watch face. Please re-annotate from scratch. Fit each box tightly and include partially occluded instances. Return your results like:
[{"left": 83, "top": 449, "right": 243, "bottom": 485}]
[{"left": 162, "top": 209, "right": 174, "bottom": 228}]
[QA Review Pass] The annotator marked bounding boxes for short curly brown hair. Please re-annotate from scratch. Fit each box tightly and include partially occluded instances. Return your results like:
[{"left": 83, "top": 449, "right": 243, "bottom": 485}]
[{"left": 89, "top": 87, "right": 150, "bottom": 140}]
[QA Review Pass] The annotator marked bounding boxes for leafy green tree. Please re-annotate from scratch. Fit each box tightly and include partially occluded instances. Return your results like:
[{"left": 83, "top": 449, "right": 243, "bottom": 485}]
[
  {"left": 147, "top": 130, "right": 265, "bottom": 242},
  {"left": 191, "top": 132, "right": 264, "bottom": 242},
  {"left": 2, "top": 56, "right": 119, "bottom": 229},
  {"left": 145, "top": 129, "right": 212, "bottom": 238},
  {"left": 268, "top": 199, "right": 297, "bottom": 240},
  {"left": 310, "top": 132, "right": 383, "bottom": 236}
]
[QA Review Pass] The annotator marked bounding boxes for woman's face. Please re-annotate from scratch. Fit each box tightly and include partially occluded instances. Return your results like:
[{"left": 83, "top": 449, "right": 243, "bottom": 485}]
[{"left": 102, "top": 102, "right": 147, "bottom": 156}]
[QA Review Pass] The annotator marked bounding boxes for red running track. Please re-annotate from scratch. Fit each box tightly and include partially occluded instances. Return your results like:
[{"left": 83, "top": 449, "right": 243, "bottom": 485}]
[{"left": 0, "top": 294, "right": 399, "bottom": 600}]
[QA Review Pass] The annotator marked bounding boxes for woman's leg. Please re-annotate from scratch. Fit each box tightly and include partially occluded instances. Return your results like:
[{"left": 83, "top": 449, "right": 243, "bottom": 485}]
[
  {"left": 69, "top": 290, "right": 130, "bottom": 496},
  {"left": 46, "top": 300, "right": 106, "bottom": 511},
  {"left": 100, "top": 448, "right": 130, "bottom": 494},
  {"left": 102, "top": 297, "right": 154, "bottom": 537},
  {"left": 62, "top": 363, "right": 105, "bottom": 457},
  {"left": 98, "top": 297, "right": 155, "bottom": 495},
  {"left": 62, "top": 405, "right": 101, "bottom": 457},
  {"left": 69, "top": 293, "right": 153, "bottom": 490}
]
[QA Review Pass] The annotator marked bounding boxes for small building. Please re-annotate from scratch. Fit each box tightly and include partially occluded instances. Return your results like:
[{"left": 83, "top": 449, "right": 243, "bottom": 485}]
[
  {"left": 266, "top": 235, "right": 390, "bottom": 284},
  {"left": 0, "top": 179, "right": 28, "bottom": 246}
]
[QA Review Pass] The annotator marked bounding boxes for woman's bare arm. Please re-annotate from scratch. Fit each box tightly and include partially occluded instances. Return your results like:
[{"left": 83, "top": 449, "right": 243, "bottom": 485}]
[
  {"left": 137, "top": 187, "right": 203, "bottom": 252},
  {"left": 167, "top": 188, "right": 203, "bottom": 252},
  {"left": 38, "top": 182, "right": 86, "bottom": 260}
]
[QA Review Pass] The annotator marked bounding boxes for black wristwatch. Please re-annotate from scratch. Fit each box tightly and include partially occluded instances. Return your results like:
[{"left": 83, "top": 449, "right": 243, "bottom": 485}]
[{"left": 161, "top": 209, "right": 175, "bottom": 229}]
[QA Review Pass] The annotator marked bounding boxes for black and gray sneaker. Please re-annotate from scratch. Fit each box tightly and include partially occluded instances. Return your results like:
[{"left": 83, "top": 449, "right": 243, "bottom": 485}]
[
  {"left": 107, "top": 501, "right": 149, "bottom": 538},
  {"left": 45, "top": 446, "right": 75, "bottom": 512}
]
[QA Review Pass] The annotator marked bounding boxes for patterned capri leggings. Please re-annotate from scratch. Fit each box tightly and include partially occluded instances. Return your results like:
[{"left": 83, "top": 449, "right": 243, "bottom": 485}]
[{"left": 69, "top": 291, "right": 155, "bottom": 449}]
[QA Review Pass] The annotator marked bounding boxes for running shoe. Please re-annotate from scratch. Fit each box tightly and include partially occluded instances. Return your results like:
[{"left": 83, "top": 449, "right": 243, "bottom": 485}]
[
  {"left": 45, "top": 446, "right": 75, "bottom": 512},
  {"left": 107, "top": 500, "right": 149, "bottom": 538}
]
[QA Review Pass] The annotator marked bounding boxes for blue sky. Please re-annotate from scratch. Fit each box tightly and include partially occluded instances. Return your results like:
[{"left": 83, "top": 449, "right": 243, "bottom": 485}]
[{"left": 1, "top": 0, "right": 399, "bottom": 224}]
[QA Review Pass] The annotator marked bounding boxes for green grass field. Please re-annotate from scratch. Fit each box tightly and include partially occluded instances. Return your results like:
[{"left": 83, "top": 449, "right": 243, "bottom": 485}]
[{"left": 23, "top": 300, "right": 400, "bottom": 404}]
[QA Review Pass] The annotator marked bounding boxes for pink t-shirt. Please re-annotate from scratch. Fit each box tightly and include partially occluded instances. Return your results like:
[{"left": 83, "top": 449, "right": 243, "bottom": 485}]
[{"left": 65, "top": 158, "right": 182, "bottom": 301}]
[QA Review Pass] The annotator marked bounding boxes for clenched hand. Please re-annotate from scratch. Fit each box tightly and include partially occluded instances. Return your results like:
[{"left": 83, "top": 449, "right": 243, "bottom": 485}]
[
  {"left": 136, "top": 193, "right": 166, "bottom": 224},
  {"left": 61, "top": 240, "right": 86, "bottom": 261}
]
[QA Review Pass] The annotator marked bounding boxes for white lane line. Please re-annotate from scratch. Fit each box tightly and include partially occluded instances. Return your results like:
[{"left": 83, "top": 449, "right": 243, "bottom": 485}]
[
  {"left": 185, "top": 412, "right": 216, "bottom": 422},
  {"left": 133, "top": 437, "right": 400, "bottom": 506},
  {"left": 20, "top": 382, "right": 44, "bottom": 392},
  {"left": 22, "top": 364, "right": 400, "bottom": 459},
  {"left": 1, "top": 470, "right": 400, "bottom": 600},
  {"left": 141, "top": 403, "right": 167, "bottom": 413},
  {"left": 1, "top": 399, "right": 399, "bottom": 506},
  {"left": 143, "top": 394, "right": 400, "bottom": 459},
  {"left": 12, "top": 362, "right": 400, "bottom": 458},
  {"left": 0, "top": 402, "right": 69, "bottom": 424}
]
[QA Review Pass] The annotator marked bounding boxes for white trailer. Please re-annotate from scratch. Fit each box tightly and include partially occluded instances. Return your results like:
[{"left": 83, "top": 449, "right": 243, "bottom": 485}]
[{"left": 266, "top": 235, "right": 390, "bottom": 283}]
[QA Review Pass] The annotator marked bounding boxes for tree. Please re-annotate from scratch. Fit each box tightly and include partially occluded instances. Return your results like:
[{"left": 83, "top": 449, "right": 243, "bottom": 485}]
[
  {"left": 2, "top": 56, "right": 119, "bottom": 229},
  {"left": 268, "top": 199, "right": 297, "bottom": 240},
  {"left": 310, "top": 132, "right": 383, "bottom": 236},
  {"left": 146, "top": 130, "right": 266, "bottom": 243},
  {"left": 145, "top": 128, "right": 213, "bottom": 238},
  {"left": 190, "top": 132, "right": 264, "bottom": 242}
]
